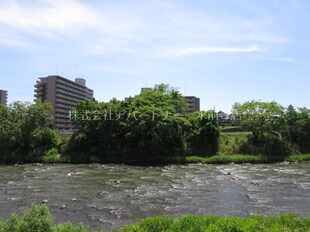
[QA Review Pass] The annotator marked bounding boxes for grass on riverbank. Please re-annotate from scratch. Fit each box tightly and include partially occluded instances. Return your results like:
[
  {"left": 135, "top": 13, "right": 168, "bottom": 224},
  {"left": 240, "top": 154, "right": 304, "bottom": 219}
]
[
  {"left": 1, "top": 204, "right": 310, "bottom": 232},
  {"left": 186, "top": 154, "right": 310, "bottom": 164},
  {"left": 118, "top": 214, "right": 310, "bottom": 232},
  {"left": 286, "top": 154, "right": 310, "bottom": 162}
]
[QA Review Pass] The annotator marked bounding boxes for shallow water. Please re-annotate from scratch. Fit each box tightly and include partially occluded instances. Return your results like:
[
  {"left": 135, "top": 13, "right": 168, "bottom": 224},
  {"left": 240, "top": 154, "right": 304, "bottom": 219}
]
[{"left": 0, "top": 162, "right": 309, "bottom": 229}]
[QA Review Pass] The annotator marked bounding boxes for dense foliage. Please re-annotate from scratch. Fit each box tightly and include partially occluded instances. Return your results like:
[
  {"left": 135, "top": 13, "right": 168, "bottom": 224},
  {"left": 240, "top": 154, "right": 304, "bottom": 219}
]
[
  {"left": 0, "top": 101, "right": 60, "bottom": 163},
  {"left": 66, "top": 84, "right": 220, "bottom": 163},
  {"left": 232, "top": 101, "right": 310, "bottom": 156},
  {"left": 186, "top": 111, "right": 220, "bottom": 155},
  {"left": 1, "top": 204, "right": 309, "bottom": 232}
]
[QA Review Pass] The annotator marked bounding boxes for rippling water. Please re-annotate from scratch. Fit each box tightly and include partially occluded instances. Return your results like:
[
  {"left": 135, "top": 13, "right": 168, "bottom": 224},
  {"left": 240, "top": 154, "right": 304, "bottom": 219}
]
[{"left": 0, "top": 163, "right": 309, "bottom": 229}]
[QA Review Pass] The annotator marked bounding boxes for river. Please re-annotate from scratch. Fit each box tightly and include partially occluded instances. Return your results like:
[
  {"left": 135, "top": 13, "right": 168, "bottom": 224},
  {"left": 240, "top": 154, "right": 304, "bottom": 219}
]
[{"left": 0, "top": 163, "right": 309, "bottom": 229}]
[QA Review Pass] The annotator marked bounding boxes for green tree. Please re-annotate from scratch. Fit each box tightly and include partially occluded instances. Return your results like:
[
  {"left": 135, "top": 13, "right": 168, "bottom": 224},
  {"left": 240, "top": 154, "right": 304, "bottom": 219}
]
[
  {"left": 232, "top": 100, "right": 284, "bottom": 140},
  {"left": 186, "top": 111, "right": 220, "bottom": 156},
  {"left": 31, "top": 128, "right": 60, "bottom": 156},
  {"left": 283, "top": 106, "right": 310, "bottom": 153},
  {"left": 0, "top": 101, "right": 59, "bottom": 162},
  {"left": 232, "top": 101, "right": 292, "bottom": 156}
]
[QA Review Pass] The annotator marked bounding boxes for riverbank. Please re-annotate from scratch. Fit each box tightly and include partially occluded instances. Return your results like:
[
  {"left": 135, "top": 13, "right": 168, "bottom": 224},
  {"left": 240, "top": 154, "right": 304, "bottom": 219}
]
[
  {"left": 1, "top": 204, "right": 309, "bottom": 232},
  {"left": 5, "top": 153, "right": 310, "bottom": 166},
  {"left": 185, "top": 153, "right": 310, "bottom": 165}
]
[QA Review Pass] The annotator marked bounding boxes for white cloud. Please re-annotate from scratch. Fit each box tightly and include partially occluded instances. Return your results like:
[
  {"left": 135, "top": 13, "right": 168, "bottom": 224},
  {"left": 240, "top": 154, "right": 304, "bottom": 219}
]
[
  {"left": 90, "top": 45, "right": 136, "bottom": 55},
  {"left": 0, "top": 0, "right": 98, "bottom": 34},
  {"left": 0, "top": 37, "right": 26, "bottom": 47},
  {"left": 159, "top": 46, "right": 261, "bottom": 57},
  {"left": 264, "top": 56, "right": 297, "bottom": 63}
]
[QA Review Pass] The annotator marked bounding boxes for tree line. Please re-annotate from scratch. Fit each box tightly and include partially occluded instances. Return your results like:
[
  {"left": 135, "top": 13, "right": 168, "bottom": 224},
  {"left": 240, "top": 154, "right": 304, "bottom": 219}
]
[{"left": 0, "top": 84, "right": 309, "bottom": 164}]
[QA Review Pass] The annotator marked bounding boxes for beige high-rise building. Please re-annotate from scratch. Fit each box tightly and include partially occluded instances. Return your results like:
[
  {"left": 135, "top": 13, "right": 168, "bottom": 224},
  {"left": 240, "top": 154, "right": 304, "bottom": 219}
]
[
  {"left": 184, "top": 96, "right": 200, "bottom": 114},
  {"left": 0, "top": 90, "right": 8, "bottom": 106},
  {"left": 34, "top": 75, "right": 93, "bottom": 134}
]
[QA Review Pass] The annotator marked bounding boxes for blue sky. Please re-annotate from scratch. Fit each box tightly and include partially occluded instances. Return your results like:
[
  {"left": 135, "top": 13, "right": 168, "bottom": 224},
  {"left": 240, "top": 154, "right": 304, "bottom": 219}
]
[{"left": 0, "top": 0, "right": 309, "bottom": 112}]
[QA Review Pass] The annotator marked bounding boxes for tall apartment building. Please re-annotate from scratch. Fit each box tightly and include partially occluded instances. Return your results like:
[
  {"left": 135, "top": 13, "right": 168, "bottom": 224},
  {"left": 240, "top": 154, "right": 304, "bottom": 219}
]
[
  {"left": 184, "top": 96, "right": 200, "bottom": 114},
  {"left": 34, "top": 75, "right": 93, "bottom": 134},
  {"left": 0, "top": 90, "right": 8, "bottom": 106}
]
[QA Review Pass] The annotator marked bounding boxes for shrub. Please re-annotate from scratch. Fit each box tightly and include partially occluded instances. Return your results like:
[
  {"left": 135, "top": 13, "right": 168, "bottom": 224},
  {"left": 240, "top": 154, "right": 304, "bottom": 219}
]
[
  {"left": 185, "top": 156, "right": 207, "bottom": 163},
  {"left": 0, "top": 205, "right": 92, "bottom": 232},
  {"left": 0, "top": 213, "right": 22, "bottom": 232},
  {"left": 20, "top": 204, "right": 53, "bottom": 232},
  {"left": 53, "top": 223, "right": 89, "bottom": 232},
  {"left": 139, "top": 217, "right": 174, "bottom": 232},
  {"left": 172, "top": 215, "right": 218, "bottom": 232},
  {"left": 42, "top": 148, "right": 61, "bottom": 163},
  {"left": 237, "top": 134, "right": 293, "bottom": 157}
]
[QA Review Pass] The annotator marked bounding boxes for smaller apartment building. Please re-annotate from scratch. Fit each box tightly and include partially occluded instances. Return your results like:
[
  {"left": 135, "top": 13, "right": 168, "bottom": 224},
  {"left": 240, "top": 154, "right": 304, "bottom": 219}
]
[{"left": 184, "top": 96, "right": 200, "bottom": 114}]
